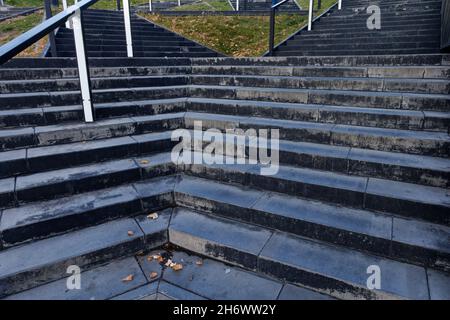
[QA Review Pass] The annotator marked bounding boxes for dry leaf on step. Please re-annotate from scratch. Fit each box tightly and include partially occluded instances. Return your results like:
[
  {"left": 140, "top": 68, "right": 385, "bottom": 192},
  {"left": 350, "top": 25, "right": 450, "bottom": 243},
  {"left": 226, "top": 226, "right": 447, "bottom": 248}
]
[
  {"left": 196, "top": 260, "right": 203, "bottom": 266},
  {"left": 147, "top": 212, "right": 159, "bottom": 220},
  {"left": 127, "top": 230, "right": 134, "bottom": 236},
  {"left": 150, "top": 272, "right": 158, "bottom": 279},
  {"left": 122, "top": 274, "right": 134, "bottom": 282},
  {"left": 172, "top": 263, "right": 183, "bottom": 271},
  {"left": 139, "top": 160, "right": 149, "bottom": 165}
]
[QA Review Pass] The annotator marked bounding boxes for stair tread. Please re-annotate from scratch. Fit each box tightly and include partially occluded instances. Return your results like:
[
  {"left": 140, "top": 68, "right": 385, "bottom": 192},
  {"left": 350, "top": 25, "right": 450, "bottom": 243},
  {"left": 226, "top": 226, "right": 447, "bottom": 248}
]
[
  {"left": 176, "top": 175, "right": 450, "bottom": 255},
  {"left": 168, "top": 207, "right": 433, "bottom": 299}
]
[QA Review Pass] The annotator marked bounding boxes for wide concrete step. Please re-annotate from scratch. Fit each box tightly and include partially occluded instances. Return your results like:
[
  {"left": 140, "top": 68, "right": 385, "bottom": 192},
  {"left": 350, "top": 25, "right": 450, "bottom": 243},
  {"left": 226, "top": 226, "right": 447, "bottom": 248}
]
[
  {"left": 0, "top": 76, "right": 189, "bottom": 94},
  {"left": 4, "top": 249, "right": 332, "bottom": 300},
  {"left": 0, "top": 177, "right": 175, "bottom": 248},
  {"left": 189, "top": 74, "right": 450, "bottom": 95},
  {"left": 0, "top": 216, "right": 168, "bottom": 298},
  {"left": 185, "top": 111, "right": 450, "bottom": 157},
  {"left": 274, "top": 48, "right": 440, "bottom": 57},
  {"left": 3, "top": 74, "right": 448, "bottom": 95},
  {"left": 0, "top": 151, "right": 177, "bottom": 209},
  {"left": 174, "top": 175, "right": 450, "bottom": 271},
  {"left": 56, "top": 51, "right": 218, "bottom": 58},
  {"left": 190, "top": 65, "right": 450, "bottom": 79},
  {"left": 185, "top": 156, "right": 449, "bottom": 226},
  {"left": 0, "top": 66, "right": 191, "bottom": 81},
  {"left": 0, "top": 112, "right": 184, "bottom": 151},
  {"left": 0, "top": 85, "right": 187, "bottom": 110},
  {"left": 168, "top": 208, "right": 448, "bottom": 299},
  {"left": 188, "top": 84, "right": 450, "bottom": 112},
  {"left": 186, "top": 97, "right": 449, "bottom": 132}
]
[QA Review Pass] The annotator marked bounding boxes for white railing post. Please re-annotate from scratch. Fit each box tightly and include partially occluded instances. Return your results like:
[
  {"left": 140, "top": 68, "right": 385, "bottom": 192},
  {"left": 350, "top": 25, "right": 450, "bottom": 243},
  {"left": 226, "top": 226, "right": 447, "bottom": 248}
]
[
  {"left": 338, "top": 0, "right": 342, "bottom": 10},
  {"left": 62, "top": 0, "right": 72, "bottom": 29},
  {"left": 72, "top": 9, "right": 94, "bottom": 123},
  {"left": 236, "top": 0, "right": 239, "bottom": 11},
  {"left": 149, "top": 0, "right": 152, "bottom": 11},
  {"left": 308, "top": 0, "right": 313, "bottom": 30},
  {"left": 178, "top": 0, "right": 181, "bottom": 6},
  {"left": 0, "top": 0, "right": 4, "bottom": 7},
  {"left": 123, "top": 0, "right": 134, "bottom": 57}
]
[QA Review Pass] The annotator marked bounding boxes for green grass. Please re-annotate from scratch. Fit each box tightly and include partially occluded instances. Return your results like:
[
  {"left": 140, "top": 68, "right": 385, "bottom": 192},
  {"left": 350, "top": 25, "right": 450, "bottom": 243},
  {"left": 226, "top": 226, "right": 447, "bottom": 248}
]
[
  {"left": 142, "top": 13, "right": 307, "bottom": 56},
  {"left": 0, "top": 10, "right": 47, "bottom": 56},
  {"left": 172, "top": 0, "right": 232, "bottom": 11}
]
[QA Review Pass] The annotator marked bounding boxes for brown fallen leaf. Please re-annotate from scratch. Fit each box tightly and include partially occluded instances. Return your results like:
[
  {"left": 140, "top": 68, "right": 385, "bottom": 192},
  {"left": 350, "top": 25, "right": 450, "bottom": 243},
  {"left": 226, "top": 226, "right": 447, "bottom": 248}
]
[
  {"left": 122, "top": 274, "right": 134, "bottom": 282},
  {"left": 127, "top": 230, "right": 134, "bottom": 236},
  {"left": 195, "top": 260, "right": 203, "bottom": 266},
  {"left": 172, "top": 263, "right": 183, "bottom": 271},
  {"left": 147, "top": 255, "right": 153, "bottom": 262},
  {"left": 147, "top": 212, "right": 159, "bottom": 220},
  {"left": 157, "top": 255, "right": 164, "bottom": 263},
  {"left": 150, "top": 272, "right": 158, "bottom": 279},
  {"left": 140, "top": 159, "right": 149, "bottom": 165}
]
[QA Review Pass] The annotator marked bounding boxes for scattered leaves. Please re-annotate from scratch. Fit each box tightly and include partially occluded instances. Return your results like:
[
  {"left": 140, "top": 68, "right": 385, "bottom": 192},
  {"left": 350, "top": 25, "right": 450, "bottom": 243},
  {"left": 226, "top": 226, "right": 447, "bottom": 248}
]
[
  {"left": 122, "top": 274, "right": 134, "bottom": 282},
  {"left": 150, "top": 272, "right": 158, "bottom": 279},
  {"left": 139, "top": 159, "right": 149, "bottom": 165},
  {"left": 196, "top": 260, "right": 203, "bottom": 266},
  {"left": 147, "top": 212, "right": 159, "bottom": 220},
  {"left": 171, "top": 263, "right": 183, "bottom": 271},
  {"left": 147, "top": 255, "right": 153, "bottom": 262},
  {"left": 127, "top": 230, "right": 134, "bottom": 236}
]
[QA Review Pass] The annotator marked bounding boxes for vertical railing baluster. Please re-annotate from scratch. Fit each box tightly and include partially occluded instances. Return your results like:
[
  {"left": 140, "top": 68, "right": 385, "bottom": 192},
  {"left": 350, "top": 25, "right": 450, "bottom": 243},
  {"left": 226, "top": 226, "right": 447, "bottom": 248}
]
[
  {"left": 308, "top": 0, "right": 313, "bottom": 30},
  {"left": 236, "top": 0, "right": 239, "bottom": 11},
  {"left": 268, "top": 7, "right": 275, "bottom": 56},
  {"left": 338, "top": 0, "right": 342, "bottom": 10},
  {"left": 123, "top": 0, "right": 134, "bottom": 57},
  {"left": 149, "top": 0, "right": 153, "bottom": 11},
  {"left": 72, "top": 9, "right": 94, "bottom": 122}
]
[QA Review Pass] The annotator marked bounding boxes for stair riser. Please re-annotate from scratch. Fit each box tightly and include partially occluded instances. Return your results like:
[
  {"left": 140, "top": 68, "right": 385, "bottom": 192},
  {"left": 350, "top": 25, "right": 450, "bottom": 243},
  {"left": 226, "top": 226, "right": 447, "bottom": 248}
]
[
  {"left": 274, "top": 48, "right": 439, "bottom": 56},
  {"left": 175, "top": 193, "right": 449, "bottom": 271},
  {"left": 0, "top": 77, "right": 188, "bottom": 94},
  {"left": 55, "top": 45, "right": 207, "bottom": 53},
  {"left": 192, "top": 66, "right": 450, "bottom": 79},
  {"left": 56, "top": 51, "right": 218, "bottom": 58},
  {"left": 0, "top": 113, "right": 183, "bottom": 152},
  {"left": 0, "top": 87, "right": 186, "bottom": 110},
  {"left": 0, "top": 237, "right": 145, "bottom": 298},
  {"left": 186, "top": 165, "right": 449, "bottom": 226},
  {"left": 287, "top": 35, "right": 441, "bottom": 46},
  {"left": 279, "top": 42, "right": 440, "bottom": 51},
  {"left": 190, "top": 76, "right": 450, "bottom": 95},
  {"left": 6, "top": 160, "right": 178, "bottom": 209},
  {"left": 0, "top": 131, "right": 177, "bottom": 179},
  {"left": 186, "top": 100, "right": 448, "bottom": 132},
  {"left": 189, "top": 86, "right": 450, "bottom": 112}
]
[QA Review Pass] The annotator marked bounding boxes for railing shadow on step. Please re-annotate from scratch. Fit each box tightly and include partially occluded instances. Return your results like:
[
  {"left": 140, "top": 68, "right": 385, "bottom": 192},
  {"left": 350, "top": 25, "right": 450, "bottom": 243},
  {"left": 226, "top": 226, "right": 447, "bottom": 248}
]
[
  {"left": 0, "top": 0, "right": 137, "bottom": 124},
  {"left": 267, "top": 0, "right": 340, "bottom": 56}
]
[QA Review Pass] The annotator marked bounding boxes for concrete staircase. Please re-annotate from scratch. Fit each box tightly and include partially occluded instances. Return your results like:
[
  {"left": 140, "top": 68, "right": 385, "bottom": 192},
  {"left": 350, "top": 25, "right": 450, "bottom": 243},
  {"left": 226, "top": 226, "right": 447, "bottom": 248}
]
[
  {"left": 272, "top": 0, "right": 442, "bottom": 56},
  {"left": 52, "top": 9, "right": 219, "bottom": 58},
  {"left": 0, "top": 54, "right": 449, "bottom": 299}
]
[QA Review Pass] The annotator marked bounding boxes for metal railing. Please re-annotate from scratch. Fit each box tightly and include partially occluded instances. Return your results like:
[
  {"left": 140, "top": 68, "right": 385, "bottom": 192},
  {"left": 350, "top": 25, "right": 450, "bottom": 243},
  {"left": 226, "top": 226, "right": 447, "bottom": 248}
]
[
  {"left": 441, "top": 0, "right": 450, "bottom": 51},
  {"left": 0, "top": 0, "right": 137, "bottom": 123},
  {"left": 268, "top": 0, "right": 340, "bottom": 55}
]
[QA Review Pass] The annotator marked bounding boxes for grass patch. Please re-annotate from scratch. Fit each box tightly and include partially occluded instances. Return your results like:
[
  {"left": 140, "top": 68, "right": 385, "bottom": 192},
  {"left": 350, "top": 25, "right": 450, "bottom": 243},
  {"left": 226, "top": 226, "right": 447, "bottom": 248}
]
[
  {"left": 172, "top": 0, "right": 233, "bottom": 11},
  {"left": 141, "top": 13, "right": 307, "bottom": 56},
  {"left": 0, "top": 10, "right": 47, "bottom": 57}
]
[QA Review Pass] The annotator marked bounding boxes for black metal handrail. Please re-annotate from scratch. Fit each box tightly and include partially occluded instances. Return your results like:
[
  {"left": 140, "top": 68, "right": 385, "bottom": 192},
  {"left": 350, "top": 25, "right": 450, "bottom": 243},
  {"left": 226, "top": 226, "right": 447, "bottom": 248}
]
[
  {"left": 0, "top": 0, "right": 100, "bottom": 65},
  {"left": 441, "top": 0, "right": 450, "bottom": 51}
]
